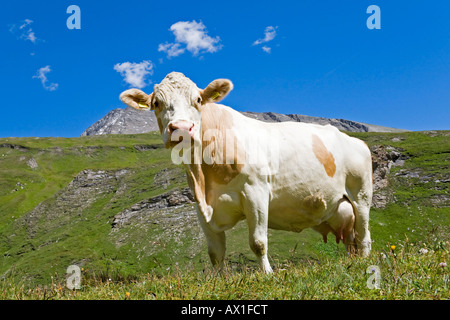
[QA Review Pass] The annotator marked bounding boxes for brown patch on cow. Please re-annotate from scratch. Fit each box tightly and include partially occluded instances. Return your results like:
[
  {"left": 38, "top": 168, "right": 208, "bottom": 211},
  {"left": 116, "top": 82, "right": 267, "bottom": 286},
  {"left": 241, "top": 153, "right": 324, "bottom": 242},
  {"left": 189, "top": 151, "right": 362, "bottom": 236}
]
[
  {"left": 312, "top": 134, "right": 336, "bottom": 178},
  {"left": 200, "top": 103, "right": 244, "bottom": 187},
  {"left": 185, "top": 104, "right": 245, "bottom": 210}
]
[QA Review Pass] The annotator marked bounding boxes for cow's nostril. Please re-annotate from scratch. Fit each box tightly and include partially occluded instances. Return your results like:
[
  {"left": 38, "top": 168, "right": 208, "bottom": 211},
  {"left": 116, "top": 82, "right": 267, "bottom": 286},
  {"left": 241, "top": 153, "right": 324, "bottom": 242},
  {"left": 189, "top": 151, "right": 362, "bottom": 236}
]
[{"left": 168, "top": 121, "right": 194, "bottom": 135}]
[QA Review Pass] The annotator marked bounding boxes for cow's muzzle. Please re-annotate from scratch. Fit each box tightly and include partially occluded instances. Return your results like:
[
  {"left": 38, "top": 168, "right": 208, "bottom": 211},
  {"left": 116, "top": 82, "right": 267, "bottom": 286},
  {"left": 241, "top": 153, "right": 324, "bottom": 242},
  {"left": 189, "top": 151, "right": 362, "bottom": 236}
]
[
  {"left": 166, "top": 120, "right": 195, "bottom": 148},
  {"left": 168, "top": 120, "right": 195, "bottom": 136}
]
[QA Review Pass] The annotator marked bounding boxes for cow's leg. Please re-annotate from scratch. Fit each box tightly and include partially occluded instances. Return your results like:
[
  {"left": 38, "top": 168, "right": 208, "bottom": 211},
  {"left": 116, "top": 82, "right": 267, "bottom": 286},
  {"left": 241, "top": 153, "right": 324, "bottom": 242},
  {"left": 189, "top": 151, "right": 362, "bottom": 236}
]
[
  {"left": 203, "top": 225, "right": 226, "bottom": 270},
  {"left": 205, "top": 229, "right": 226, "bottom": 269},
  {"left": 351, "top": 181, "right": 372, "bottom": 257},
  {"left": 354, "top": 200, "right": 371, "bottom": 257},
  {"left": 243, "top": 184, "right": 273, "bottom": 274},
  {"left": 247, "top": 215, "right": 272, "bottom": 274},
  {"left": 345, "top": 168, "right": 372, "bottom": 257},
  {"left": 196, "top": 207, "right": 226, "bottom": 270}
]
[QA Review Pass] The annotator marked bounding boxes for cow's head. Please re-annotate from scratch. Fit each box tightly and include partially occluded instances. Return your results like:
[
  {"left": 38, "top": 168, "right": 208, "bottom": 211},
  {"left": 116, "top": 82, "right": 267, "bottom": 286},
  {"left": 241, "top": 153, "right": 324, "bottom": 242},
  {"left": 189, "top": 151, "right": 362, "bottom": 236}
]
[{"left": 120, "top": 72, "right": 233, "bottom": 148}]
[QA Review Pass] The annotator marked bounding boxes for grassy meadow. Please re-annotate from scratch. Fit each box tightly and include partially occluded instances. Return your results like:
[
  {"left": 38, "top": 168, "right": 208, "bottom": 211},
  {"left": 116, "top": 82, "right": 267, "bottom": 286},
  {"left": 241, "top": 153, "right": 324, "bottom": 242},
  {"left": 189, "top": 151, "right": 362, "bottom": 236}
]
[{"left": 0, "top": 130, "right": 448, "bottom": 299}]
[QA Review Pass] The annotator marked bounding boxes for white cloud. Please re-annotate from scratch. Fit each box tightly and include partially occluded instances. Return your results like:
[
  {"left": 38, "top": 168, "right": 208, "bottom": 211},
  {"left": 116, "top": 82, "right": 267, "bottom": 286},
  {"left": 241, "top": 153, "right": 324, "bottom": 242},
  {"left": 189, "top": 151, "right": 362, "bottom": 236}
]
[
  {"left": 253, "top": 26, "right": 278, "bottom": 53},
  {"left": 253, "top": 26, "right": 277, "bottom": 45},
  {"left": 9, "top": 19, "right": 38, "bottom": 43},
  {"left": 262, "top": 46, "right": 272, "bottom": 54},
  {"left": 113, "top": 60, "right": 154, "bottom": 88},
  {"left": 158, "top": 42, "right": 185, "bottom": 58},
  {"left": 33, "top": 66, "right": 58, "bottom": 91},
  {"left": 159, "top": 20, "right": 222, "bottom": 58}
]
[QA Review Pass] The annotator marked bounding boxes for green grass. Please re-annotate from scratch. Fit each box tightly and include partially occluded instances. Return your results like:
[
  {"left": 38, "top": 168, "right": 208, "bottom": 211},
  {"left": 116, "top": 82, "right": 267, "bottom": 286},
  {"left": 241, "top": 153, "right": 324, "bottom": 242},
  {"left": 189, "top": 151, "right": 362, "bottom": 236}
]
[
  {"left": 0, "top": 133, "right": 166, "bottom": 218},
  {"left": 2, "top": 237, "right": 448, "bottom": 300},
  {"left": 0, "top": 133, "right": 179, "bottom": 285},
  {"left": 0, "top": 130, "right": 449, "bottom": 299},
  {"left": 349, "top": 131, "right": 450, "bottom": 249}
]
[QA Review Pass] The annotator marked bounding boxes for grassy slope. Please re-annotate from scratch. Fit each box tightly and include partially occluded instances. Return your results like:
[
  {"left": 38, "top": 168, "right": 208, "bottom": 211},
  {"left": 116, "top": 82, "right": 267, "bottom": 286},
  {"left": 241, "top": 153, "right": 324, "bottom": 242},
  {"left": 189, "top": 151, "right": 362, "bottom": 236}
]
[
  {"left": 0, "top": 133, "right": 182, "bottom": 283},
  {"left": 3, "top": 238, "right": 448, "bottom": 300},
  {"left": 0, "top": 130, "right": 449, "bottom": 299}
]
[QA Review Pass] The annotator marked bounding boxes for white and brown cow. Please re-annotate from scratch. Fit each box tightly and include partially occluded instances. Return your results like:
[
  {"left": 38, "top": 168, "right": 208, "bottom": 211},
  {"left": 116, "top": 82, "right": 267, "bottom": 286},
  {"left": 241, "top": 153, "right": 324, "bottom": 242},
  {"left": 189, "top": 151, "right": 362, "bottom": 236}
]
[{"left": 120, "top": 72, "right": 372, "bottom": 273}]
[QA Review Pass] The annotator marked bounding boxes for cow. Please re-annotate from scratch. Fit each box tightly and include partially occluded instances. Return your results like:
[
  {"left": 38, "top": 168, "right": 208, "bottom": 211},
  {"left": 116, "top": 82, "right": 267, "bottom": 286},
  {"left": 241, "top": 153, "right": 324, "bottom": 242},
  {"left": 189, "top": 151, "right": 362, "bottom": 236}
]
[{"left": 120, "top": 72, "right": 372, "bottom": 274}]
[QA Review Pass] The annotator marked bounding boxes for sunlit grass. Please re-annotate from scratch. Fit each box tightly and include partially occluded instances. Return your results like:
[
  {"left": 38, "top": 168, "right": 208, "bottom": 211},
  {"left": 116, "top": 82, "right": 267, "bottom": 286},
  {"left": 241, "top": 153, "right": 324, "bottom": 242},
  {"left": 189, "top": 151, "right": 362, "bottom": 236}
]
[{"left": 2, "top": 238, "right": 447, "bottom": 300}]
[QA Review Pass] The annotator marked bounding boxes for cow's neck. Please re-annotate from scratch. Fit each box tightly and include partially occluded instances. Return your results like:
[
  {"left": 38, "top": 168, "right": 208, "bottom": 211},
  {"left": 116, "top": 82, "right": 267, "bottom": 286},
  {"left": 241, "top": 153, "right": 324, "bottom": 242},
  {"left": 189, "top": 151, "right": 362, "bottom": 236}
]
[{"left": 183, "top": 104, "right": 244, "bottom": 223}]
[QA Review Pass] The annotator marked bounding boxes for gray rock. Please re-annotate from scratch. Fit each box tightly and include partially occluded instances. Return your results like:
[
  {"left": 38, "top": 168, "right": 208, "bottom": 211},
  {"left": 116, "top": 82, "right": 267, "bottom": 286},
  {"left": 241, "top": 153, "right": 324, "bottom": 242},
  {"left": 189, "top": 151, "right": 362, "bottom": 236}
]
[
  {"left": 26, "top": 158, "right": 38, "bottom": 169},
  {"left": 111, "top": 187, "right": 193, "bottom": 228},
  {"left": 370, "top": 145, "right": 407, "bottom": 208}
]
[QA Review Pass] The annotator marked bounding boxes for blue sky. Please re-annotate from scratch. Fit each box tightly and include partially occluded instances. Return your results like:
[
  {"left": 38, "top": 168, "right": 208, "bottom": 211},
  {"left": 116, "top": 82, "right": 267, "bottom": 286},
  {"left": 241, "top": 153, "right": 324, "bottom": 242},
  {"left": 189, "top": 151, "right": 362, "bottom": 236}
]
[{"left": 1, "top": 0, "right": 449, "bottom": 137}]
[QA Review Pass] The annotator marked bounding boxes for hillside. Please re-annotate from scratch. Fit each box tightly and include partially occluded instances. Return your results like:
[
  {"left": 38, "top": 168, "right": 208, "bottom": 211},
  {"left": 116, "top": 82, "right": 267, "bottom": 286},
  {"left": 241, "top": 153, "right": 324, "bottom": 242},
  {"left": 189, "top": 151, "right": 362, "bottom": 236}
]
[{"left": 0, "top": 130, "right": 448, "bottom": 298}]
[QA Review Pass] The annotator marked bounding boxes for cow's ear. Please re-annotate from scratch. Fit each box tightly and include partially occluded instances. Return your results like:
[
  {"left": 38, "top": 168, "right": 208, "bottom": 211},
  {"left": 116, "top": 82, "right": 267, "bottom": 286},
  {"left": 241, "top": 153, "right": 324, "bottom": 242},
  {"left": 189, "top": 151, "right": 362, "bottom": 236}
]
[
  {"left": 120, "top": 89, "right": 153, "bottom": 110},
  {"left": 201, "top": 79, "right": 233, "bottom": 104}
]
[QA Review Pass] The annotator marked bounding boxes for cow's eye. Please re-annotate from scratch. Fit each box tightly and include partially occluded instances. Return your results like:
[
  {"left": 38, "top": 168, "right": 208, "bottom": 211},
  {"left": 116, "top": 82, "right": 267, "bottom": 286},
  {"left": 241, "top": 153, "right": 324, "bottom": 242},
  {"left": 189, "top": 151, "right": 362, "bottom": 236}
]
[
  {"left": 197, "top": 97, "right": 201, "bottom": 104},
  {"left": 154, "top": 101, "right": 159, "bottom": 108}
]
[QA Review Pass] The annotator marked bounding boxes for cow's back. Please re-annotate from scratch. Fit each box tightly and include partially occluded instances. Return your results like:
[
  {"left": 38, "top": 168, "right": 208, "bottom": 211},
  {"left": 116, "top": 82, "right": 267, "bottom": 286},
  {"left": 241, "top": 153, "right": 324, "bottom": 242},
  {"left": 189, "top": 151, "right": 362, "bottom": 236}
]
[
  {"left": 205, "top": 105, "right": 372, "bottom": 233},
  {"left": 223, "top": 108, "right": 371, "bottom": 231}
]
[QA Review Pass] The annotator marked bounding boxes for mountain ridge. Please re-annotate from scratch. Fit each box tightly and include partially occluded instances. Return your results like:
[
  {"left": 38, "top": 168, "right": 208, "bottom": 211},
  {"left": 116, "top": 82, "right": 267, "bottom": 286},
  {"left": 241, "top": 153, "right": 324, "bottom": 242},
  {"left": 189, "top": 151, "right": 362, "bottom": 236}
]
[{"left": 81, "top": 107, "right": 408, "bottom": 136}]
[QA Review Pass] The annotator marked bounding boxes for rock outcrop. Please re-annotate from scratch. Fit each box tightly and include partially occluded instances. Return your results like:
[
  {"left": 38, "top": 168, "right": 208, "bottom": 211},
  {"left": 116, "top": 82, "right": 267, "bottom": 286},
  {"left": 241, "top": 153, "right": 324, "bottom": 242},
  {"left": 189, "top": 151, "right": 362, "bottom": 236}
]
[
  {"left": 370, "top": 145, "right": 406, "bottom": 208},
  {"left": 111, "top": 188, "right": 194, "bottom": 229}
]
